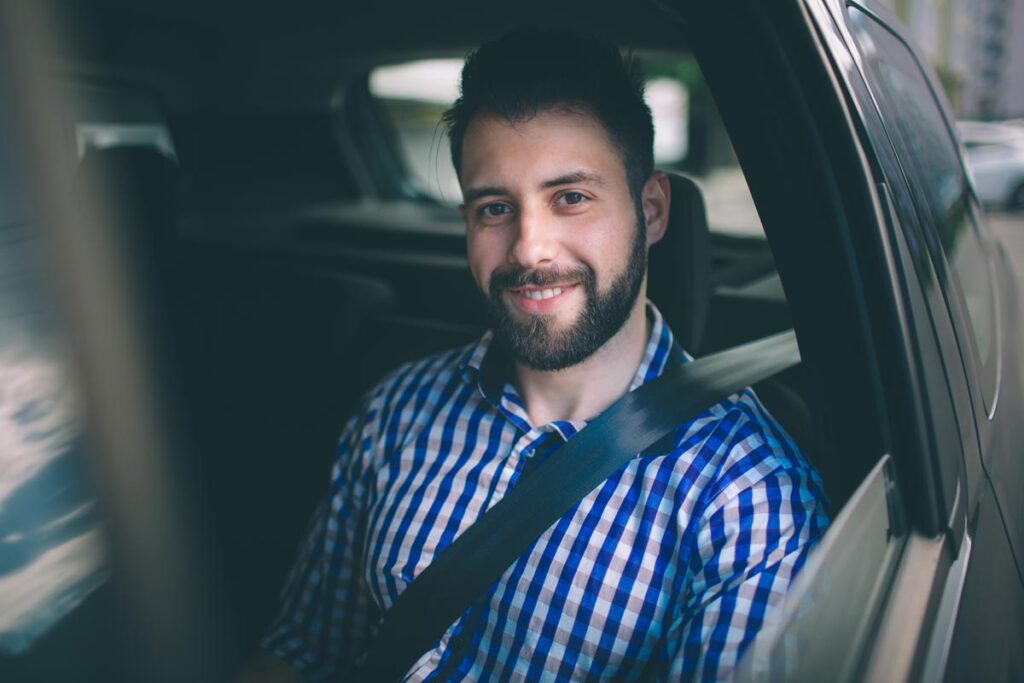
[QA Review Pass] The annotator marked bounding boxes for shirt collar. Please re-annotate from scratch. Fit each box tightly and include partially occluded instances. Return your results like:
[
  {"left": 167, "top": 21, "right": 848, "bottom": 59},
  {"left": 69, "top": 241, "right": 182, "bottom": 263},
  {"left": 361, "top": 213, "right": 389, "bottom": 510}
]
[{"left": 458, "top": 300, "right": 687, "bottom": 413}]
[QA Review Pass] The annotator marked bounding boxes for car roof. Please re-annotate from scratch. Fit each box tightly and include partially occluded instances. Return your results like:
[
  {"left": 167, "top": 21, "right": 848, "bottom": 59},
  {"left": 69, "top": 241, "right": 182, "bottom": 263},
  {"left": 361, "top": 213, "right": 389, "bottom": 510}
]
[
  {"left": 49, "top": 0, "right": 692, "bottom": 92},
  {"left": 43, "top": 1, "right": 695, "bottom": 116}
]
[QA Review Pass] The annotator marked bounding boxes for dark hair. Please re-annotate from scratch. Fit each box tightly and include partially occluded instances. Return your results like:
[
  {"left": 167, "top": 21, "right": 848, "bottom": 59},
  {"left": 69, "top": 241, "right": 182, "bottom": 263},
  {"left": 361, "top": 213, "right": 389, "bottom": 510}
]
[{"left": 443, "top": 26, "right": 654, "bottom": 205}]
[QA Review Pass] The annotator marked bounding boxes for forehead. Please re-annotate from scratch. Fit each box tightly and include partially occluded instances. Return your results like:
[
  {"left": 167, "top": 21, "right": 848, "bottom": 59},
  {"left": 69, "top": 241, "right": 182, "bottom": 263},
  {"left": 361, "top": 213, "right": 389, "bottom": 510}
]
[{"left": 459, "top": 110, "right": 627, "bottom": 189}]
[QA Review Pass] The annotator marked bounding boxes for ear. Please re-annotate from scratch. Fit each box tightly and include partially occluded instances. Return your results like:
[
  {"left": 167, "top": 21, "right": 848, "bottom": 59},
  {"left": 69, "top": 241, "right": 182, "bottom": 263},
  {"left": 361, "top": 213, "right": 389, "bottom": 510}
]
[{"left": 642, "top": 172, "right": 671, "bottom": 247}]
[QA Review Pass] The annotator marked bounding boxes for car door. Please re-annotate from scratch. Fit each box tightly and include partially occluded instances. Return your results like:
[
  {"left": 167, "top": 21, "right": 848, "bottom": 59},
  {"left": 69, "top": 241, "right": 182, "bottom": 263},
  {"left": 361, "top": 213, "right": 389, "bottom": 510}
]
[
  {"left": 835, "top": 2, "right": 1024, "bottom": 680},
  {"left": 701, "top": 0, "right": 1024, "bottom": 678}
]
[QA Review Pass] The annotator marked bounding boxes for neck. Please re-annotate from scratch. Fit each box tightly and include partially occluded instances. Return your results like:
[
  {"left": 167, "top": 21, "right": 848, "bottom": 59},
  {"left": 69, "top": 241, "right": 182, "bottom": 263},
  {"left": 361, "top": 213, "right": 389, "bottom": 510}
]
[{"left": 514, "top": 298, "right": 650, "bottom": 426}]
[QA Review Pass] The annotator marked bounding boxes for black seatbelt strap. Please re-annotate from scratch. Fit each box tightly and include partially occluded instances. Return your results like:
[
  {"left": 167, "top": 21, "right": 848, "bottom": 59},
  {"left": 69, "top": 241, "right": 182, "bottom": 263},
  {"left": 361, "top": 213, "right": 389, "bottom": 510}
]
[{"left": 356, "top": 329, "right": 801, "bottom": 682}]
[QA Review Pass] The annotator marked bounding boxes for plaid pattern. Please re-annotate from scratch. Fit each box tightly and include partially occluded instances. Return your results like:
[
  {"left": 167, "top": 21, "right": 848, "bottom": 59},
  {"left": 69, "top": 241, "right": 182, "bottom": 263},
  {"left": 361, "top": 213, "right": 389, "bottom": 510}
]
[{"left": 263, "top": 303, "right": 829, "bottom": 682}]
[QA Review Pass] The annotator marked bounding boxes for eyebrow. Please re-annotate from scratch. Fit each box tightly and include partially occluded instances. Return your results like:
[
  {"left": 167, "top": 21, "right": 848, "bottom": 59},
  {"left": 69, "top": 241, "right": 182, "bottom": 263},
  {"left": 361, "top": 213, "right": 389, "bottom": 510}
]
[
  {"left": 540, "top": 170, "right": 606, "bottom": 189},
  {"left": 463, "top": 170, "right": 606, "bottom": 204},
  {"left": 462, "top": 185, "right": 507, "bottom": 203}
]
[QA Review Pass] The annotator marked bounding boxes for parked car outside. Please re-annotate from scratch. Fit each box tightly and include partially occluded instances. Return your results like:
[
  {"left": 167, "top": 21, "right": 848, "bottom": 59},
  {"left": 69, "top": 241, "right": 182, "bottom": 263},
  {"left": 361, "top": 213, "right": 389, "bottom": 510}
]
[
  {"left": 0, "top": 1, "right": 1022, "bottom": 682},
  {"left": 959, "top": 120, "right": 1024, "bottom": 211}
]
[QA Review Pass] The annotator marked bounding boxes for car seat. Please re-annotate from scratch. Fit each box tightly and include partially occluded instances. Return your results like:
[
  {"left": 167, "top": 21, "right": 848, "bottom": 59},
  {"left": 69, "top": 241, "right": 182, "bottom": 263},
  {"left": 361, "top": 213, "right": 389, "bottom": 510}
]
[
  {"left": 648, "top": 172, "right": 712, "bottom": 353},
  {"left": 648, "top": 172, "right": 819, "bottom": 469}
]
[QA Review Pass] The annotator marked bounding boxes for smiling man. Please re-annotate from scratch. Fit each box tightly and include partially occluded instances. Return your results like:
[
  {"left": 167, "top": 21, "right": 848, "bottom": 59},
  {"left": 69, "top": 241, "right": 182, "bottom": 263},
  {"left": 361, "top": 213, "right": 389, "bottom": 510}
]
[
  {"left": 459, "top": 108, "right": 660, "bottom": 425},
  {"left": 249, "top": 27, "right": 828, "bottom": 683}
]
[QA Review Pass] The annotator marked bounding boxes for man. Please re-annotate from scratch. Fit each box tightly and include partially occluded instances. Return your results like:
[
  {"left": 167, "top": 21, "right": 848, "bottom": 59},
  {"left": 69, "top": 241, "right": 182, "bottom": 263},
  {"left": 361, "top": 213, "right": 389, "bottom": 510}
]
[{"left": 243, "top": 26, "right": 828, "bottom": 682}]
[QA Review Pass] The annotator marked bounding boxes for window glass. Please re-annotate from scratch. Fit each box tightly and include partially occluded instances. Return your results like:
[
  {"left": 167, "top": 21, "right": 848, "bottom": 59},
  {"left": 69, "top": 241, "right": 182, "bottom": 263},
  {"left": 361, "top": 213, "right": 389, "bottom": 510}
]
[
  {"left": 848, "top": 9, "right": 998, "bottom": 405},
  {"left": 369, "top": 57, "right": 765, "bottom": 239},
  {"left": 0, "top": 83, "right": 108, "bottom": 654},
  {"left": 0, "top": 221, "right": 107, "bottom": 656},
  {"left": 369, "top": 60, "right": 462, "bottom": 204}
]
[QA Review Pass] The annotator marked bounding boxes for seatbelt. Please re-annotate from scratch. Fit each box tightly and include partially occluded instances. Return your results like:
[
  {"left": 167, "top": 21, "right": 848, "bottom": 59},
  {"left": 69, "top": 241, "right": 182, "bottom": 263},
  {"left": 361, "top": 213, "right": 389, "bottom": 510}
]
[{"left": 356, "top": 329, "right": 801, "bottom": 682}]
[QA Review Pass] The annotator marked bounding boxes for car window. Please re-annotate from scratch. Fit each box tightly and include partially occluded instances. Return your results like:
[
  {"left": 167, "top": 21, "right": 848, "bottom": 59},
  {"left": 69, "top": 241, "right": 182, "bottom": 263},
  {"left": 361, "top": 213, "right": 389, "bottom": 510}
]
[
  {"left": 847, "top": 7, "right": 999, "bottom": 412},
  {"left": 0, "top": 160, "right": 108, "bottom": 657},
  {"left": 369, "top": 56, "right": 765, "bottom": 239}
]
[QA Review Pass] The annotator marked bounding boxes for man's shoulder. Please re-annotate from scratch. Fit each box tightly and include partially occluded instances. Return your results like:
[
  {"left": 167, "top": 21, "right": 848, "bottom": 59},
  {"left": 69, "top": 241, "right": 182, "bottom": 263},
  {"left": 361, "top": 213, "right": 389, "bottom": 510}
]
[{"left": 674, "top": 386, "right": 825, "bottom": 507}]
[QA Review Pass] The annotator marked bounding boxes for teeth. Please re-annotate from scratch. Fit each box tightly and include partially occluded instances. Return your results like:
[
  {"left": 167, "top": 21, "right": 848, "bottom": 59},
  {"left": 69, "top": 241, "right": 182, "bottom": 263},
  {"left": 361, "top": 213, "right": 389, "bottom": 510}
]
[{"left": 523, "top": 287, "right": 564, "bottom": 301}]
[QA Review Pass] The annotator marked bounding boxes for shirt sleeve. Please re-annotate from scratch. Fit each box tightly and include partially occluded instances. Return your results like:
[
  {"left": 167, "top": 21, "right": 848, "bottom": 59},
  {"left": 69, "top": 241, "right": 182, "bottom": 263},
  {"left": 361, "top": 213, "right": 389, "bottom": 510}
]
[
  {"left": 260, "top": 388, "right": 386, "bottom": 682},
  {"left": 660, "top": 460, "right": 829, "bottom": 682}
]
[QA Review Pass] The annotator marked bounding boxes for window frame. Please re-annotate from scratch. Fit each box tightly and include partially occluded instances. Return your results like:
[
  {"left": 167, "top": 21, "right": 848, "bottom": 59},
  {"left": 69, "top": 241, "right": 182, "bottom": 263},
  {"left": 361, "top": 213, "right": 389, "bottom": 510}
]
[
  {"left": 840, "top": 0, "right": 994, "bottom": 521},
  {"left": 844, "top": 2, "right": 1002, "bottom": 424}
]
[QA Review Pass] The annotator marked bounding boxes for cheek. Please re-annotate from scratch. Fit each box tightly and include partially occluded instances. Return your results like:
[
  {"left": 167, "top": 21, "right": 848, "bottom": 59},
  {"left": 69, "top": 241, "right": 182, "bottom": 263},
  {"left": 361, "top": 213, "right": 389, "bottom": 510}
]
[
  {"left": 466, "top": 232, "right": 500, "bottom": 290},
  {"left": 588, "top": 218, "right": 637, "bottom": 276}
]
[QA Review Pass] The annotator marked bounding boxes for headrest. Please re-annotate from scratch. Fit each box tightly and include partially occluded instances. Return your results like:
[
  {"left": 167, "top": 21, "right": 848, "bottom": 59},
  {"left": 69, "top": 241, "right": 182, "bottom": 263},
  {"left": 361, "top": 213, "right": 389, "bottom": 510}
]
[{"left": 647, "top": 172, "right": 711, "bottom": 353}]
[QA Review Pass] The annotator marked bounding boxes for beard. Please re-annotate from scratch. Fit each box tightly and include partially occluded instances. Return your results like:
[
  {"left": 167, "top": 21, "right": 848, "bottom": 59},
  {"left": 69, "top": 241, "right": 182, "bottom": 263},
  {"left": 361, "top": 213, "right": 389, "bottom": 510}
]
[{"left": 485, "top": 218, "right": 647, "bottom": 372}]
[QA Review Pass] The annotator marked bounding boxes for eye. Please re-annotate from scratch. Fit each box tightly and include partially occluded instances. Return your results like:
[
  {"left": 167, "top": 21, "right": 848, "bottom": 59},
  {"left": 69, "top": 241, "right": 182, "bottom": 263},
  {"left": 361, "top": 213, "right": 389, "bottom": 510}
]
[
  {"left": 478, "top": 202, "right": 512, "bottom": 219},
  {"left": 559, "top": 191, "right": 587, "bottom": 206}
]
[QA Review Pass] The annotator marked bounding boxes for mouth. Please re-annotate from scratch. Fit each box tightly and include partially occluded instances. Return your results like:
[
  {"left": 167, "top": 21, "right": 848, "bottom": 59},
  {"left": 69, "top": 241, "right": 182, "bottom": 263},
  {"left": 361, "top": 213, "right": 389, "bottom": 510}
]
[
  {"left": 506, "top": 283, "right": 580, "bottom": 312},
  {"left": 511, "top": 284, "right": 572, "bottom": 300}
]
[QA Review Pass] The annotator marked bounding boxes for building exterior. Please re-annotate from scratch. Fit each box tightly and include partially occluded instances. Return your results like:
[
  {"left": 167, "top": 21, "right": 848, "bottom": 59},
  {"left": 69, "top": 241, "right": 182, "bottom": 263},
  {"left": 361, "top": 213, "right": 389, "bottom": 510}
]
[{"left": 882, "top": 0, "right": 1024, "bottom": 120}]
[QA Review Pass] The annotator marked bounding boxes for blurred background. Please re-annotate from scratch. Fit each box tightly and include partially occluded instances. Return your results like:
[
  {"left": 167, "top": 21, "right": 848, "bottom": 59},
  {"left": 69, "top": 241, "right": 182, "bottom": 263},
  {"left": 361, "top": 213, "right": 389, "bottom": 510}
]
[
  {"left": 879, "top": 0, "right": 1024, "bottom": 121},
  {"left": 877, "top": 0, "right": 1024, "bottom": 255}
]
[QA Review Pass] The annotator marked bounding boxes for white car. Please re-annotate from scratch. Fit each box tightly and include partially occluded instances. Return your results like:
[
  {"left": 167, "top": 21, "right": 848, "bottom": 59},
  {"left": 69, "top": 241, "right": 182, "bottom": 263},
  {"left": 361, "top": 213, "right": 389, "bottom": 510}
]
[{"left": 960, "top": 120, "right": 1024, "bottom": 210}]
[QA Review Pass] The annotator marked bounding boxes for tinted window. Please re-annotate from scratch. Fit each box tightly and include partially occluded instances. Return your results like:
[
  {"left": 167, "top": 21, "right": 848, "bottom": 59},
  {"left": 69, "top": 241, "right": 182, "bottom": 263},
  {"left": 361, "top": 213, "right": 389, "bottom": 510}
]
[{"left": 848, "top": 7, "right": 998, "bottom": 409}]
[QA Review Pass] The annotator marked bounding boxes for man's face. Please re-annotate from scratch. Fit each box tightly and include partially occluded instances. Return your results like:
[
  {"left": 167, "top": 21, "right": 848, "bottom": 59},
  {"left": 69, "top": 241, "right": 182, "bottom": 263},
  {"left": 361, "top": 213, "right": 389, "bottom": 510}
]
[{"left": 459, "top": 109, "right": 649, "bottom": 371}]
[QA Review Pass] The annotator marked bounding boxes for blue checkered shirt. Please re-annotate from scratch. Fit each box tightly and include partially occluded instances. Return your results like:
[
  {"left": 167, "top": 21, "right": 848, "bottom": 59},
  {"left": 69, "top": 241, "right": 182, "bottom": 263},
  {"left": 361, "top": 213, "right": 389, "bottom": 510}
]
[{"left": 262, "top": 303, "right": 829, "bottom": 681}]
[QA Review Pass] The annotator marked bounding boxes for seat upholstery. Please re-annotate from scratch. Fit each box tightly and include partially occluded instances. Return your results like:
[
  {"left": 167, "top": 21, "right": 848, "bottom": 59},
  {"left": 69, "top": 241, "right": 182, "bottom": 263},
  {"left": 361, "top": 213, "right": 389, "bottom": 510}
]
[{"left": 647, "top": 172, "right": 712, "bottom": 353}]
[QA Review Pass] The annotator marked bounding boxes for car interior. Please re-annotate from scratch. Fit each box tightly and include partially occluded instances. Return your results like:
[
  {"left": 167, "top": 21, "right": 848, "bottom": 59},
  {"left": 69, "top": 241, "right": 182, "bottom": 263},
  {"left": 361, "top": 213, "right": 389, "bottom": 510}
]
[{"left": 1, "top": 1, "right": 891, "bottom": 681}]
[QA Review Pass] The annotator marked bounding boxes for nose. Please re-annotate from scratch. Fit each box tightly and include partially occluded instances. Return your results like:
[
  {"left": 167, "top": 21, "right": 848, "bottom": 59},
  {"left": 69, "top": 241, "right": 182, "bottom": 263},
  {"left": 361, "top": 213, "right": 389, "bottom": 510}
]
[{"left": 509, "top": 204, "right": 559, "bottom": 269}]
